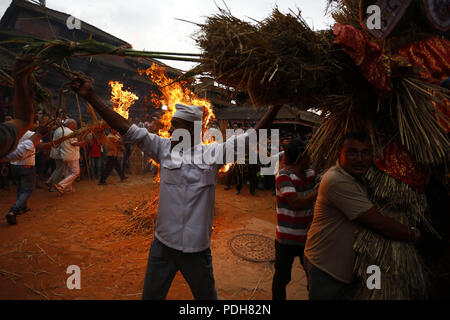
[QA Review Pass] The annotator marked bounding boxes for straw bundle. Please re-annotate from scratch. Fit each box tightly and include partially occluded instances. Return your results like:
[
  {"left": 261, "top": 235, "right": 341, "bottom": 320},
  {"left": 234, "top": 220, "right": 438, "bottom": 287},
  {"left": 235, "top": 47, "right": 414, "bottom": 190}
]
[
  {"left": 194, "top": 1, "right": 448, "bottom": 300},
  {"left": 0, "top": 38, "right": 201, "bottom": 75},
  {"left": 195, "top": 9, "right": 360, "bottom": 107},
  {"left": 352, "top": 167, "right": 432, "bottom": 299},
  {"left": 326, "top": 0, "right": 363, "bottom": 31},
  {"left": 389, "top": 78, "right": 450, "bottom": 167},
  {"left": 116, "top": 196, "right": 158, "bottom": 236}
]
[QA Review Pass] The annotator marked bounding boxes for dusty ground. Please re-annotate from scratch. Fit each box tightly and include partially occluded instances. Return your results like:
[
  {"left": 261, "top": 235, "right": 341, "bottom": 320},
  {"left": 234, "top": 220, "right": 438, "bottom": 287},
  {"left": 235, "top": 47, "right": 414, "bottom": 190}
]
[{"left": 0, "top": 173, "right": 308, "bottom": 300}]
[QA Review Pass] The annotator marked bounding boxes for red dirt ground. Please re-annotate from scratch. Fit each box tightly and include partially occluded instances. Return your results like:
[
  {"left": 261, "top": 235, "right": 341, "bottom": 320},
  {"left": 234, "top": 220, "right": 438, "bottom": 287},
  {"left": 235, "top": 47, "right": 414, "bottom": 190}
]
[{"left": 0, "top": 173, "right": 308, "bottom": 300}]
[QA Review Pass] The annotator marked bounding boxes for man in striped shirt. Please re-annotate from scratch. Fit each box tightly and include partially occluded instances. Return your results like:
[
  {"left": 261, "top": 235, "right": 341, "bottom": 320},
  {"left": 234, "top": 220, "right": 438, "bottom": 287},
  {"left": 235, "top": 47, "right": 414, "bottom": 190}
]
[{"left": 273, "top": 139, "right": 318, "bottom": 300}]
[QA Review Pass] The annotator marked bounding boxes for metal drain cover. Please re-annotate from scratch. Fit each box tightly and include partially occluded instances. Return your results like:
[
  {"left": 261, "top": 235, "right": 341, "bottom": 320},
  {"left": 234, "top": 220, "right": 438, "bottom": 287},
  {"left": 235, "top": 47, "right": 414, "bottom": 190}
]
[{"left": 229, "top": 233, "right": 275, "bottom": 262}]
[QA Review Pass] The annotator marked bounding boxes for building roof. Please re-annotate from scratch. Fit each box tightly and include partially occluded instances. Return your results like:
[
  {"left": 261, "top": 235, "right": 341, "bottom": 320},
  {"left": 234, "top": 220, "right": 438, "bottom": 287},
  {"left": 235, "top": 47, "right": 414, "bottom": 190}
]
[
  {"left": 0, "top": 0, "right": 183, "bottom": 76},
  {"left": 0, "top": 0, "right": 129, "bottom": 46}
]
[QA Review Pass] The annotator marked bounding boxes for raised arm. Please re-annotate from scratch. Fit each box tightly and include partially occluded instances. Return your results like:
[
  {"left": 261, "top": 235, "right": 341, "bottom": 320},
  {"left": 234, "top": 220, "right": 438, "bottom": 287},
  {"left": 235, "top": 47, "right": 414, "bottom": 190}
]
[
  {"left": 254, "top": 105, "right": 283, "bottom": 131},
  {"left": 4, "top": 56, "right": 36, "bottom": 145},
  {"left": 70, "top": 75, "right": 130, "bottom": 135}
]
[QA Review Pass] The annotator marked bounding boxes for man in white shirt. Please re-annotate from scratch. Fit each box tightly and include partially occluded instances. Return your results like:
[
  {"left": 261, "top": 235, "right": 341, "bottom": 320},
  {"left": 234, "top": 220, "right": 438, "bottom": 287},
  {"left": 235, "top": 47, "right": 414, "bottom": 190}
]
[
  {"left": 70, "top": 74, "right": 282, "bottom": 300},
  {"left": 4, "top": 131, "right": 39, "bottom": 225},
  {"left": 2, "top": 123, "right": 53, "bottom": 225},
  {"left": 45, "top": 123, "right": 66, "bottom": 191},
  {"left": 54, "top": 119, "right": 86, "bottom": 195}
]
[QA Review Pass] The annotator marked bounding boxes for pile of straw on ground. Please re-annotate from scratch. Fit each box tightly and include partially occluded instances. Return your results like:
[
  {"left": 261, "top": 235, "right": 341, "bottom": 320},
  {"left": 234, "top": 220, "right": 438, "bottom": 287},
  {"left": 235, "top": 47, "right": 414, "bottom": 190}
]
[{"left": 114, "top": 196, "right": 158, "bottom": 236}]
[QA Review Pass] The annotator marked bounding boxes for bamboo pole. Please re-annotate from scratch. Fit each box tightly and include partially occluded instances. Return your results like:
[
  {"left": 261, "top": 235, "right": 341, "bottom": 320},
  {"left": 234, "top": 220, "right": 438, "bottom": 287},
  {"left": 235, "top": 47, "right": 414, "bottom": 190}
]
[{"left": 74, "top": 92, "right": 91, "bottom": 180}]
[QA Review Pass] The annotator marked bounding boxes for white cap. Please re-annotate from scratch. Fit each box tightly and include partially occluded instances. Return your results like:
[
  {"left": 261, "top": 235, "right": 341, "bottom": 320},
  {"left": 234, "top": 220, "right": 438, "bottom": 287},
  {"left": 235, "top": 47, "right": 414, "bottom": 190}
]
[{"left": 173, "top": 103, "right": 203, "bottom": 123}]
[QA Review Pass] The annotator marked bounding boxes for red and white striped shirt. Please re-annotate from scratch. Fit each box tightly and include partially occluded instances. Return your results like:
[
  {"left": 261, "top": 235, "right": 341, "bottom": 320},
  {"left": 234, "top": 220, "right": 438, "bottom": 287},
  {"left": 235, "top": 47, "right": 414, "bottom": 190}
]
[{"left": 275, "top": 167, "right": 317, "bottom": 245}]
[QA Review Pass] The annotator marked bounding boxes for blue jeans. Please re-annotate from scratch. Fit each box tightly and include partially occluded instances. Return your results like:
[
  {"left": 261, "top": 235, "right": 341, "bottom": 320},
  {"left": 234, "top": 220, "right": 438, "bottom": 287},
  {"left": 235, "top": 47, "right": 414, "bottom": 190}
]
[
  {"left": 10, "top": 165, "right": 36, "bottom": 214},
  {"left": 142, "top": 237, "right": 218, "bottom": 300}
]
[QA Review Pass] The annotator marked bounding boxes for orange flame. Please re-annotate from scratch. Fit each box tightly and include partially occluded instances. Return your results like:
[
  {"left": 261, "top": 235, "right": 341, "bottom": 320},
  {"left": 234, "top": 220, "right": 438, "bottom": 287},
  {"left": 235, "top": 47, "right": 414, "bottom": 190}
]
[
  {"left": 148, "top": 158, "right": 160, "bottom": 184},
  {"left": 138, "top": 64, "right": 215, "bottom": 139},
  {"left": 219, "top": 163, "right": 232, "bottom": 174},
  {"left": 109, "top": 81, "right": 139, "bottom": 119},
  {"left": 137, "top": 63, "right": 223, "bottom": 183}
]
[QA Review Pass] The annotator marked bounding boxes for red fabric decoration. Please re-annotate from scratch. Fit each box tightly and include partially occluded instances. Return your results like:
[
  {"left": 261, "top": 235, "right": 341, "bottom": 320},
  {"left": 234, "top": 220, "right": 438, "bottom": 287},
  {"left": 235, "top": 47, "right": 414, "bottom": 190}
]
[
  {"left": 374, "top": 141, "right": 428, "bottom": 193},
  {"left": 333, "top": 23, "right": 393, "bottom": 96}
]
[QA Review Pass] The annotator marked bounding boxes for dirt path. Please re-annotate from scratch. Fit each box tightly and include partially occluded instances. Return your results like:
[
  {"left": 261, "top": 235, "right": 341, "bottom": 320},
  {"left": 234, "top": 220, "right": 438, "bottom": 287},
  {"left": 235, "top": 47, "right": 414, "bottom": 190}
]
[{"left": 0, "top": 174, "right": 307, "bottom": 300}]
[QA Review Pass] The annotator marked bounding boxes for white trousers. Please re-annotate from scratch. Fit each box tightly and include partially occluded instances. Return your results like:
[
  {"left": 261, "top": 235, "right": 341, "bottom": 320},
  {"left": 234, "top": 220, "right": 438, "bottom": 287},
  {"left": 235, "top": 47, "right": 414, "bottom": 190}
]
[{"left": 57, "top": 160, "right": 80, "bottom": 191}]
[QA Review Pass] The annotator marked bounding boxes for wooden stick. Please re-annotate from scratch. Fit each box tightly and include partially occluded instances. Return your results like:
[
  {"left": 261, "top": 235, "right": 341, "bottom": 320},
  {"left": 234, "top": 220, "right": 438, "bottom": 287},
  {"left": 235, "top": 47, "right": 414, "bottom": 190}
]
[
  {"left": 0, "top": 269, "right": 21, "bottom": 279},
  {"left": 73, "top": 93, "right": 91, "bottom": 180}
]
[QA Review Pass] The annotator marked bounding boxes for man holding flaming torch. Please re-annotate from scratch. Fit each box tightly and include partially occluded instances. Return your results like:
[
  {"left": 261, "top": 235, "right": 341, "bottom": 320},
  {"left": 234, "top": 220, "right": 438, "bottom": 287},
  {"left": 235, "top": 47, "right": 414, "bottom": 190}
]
[{"left": 70, "top": 73, "right": 282, "bottom": 300}]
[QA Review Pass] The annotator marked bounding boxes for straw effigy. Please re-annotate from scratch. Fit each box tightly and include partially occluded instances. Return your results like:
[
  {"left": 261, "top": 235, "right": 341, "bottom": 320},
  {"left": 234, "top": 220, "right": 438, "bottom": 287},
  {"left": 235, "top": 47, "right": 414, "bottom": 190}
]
[
  {"left": 193, "top": 2, "right": 449, "bottom": 299},
  {"left": 1, "top": 0, "right": 447, "bottom": 299}
]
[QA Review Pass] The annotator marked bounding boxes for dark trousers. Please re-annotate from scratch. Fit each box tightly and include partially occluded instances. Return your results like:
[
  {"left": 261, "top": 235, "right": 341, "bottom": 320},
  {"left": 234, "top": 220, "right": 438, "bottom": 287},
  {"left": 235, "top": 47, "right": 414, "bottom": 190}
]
[
  {"left": 99, "top": 156, "right": 124, "bottom": 183},
  {"left": 272, "top": 240, "right": 305, "bottom": 300},
  {"left": 9, "top": 165, "right": 36, "bottom": 214},
  {"left": 122, "top": 144, "right": 132, "bottom": 174},
  {"left": 225, "top": 164, "right": 239, "bottom": 187},
  {"left": 235, "top": 166, "right": 244, "bottom": 191},
  {"left": 0, "top": 163, "right": 10, "bottom": 189},
  {"left": 142, "top": 238, "right": 218, "bottom": 300},
  {"left": 247, "top": 164, "right": 258, "bottom": 193},
  {"left": 235, "top": 164, "right": 258, "bottom": 193},
  {"left": 304, "top": 256, "right": 351, "bottom": 300},
  {"left": 89, "top": 157, "right": 102, "bottom": 180}
]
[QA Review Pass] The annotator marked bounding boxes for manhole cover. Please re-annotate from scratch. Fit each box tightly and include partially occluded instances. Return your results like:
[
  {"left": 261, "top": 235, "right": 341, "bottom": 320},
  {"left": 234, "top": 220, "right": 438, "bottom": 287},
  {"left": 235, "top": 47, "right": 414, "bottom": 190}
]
[{"left": 229, "top": 233, "right": 275, "bottom": 262}]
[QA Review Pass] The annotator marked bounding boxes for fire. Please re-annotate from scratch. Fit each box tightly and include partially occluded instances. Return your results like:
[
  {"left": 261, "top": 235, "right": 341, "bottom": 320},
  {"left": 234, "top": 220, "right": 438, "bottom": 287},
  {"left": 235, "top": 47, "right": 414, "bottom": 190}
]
[
  {"left": 219, "top": 163, "right": 232, "bottom": 174},
  {"left": 138, "top": 64, "right": 215, "bottom": 140},
  {"left": 137, "top": 63, "right": 229, "bottom": 182},
  {"left": 109, "top": 81, "right": 139, "bottom": 119},
  {"left": 148, "top": 158, "right": 160, "bottom": 184}
]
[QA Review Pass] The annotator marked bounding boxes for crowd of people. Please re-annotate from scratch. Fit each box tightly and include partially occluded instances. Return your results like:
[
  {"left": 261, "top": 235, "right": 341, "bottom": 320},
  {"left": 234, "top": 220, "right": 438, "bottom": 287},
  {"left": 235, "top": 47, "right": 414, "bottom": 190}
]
[{"left": 1, "top": 55, "right": 446, "bottom": 300}]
